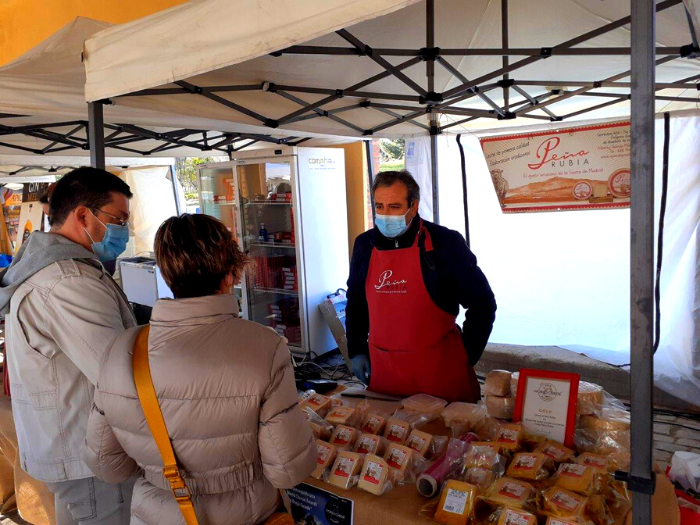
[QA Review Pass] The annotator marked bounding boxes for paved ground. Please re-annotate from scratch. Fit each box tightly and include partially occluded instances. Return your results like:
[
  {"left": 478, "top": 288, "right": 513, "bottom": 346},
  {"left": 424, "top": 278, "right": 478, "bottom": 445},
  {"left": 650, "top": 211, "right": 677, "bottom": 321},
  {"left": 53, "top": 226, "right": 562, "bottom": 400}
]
[{"left": 654, "top": 414, "right": 700, "bottom": 472}]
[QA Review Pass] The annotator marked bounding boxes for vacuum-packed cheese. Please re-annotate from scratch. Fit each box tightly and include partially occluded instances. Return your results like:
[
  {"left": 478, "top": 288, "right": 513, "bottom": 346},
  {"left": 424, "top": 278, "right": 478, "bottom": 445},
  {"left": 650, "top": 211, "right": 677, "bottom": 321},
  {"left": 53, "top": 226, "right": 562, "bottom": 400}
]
[
  {"left": 434, "top": 480, "right": 477, "bottom": 525},
  {"left": 330, "top": 425, "right": 359, "bottom": 449},
  {"left": 328, "top": 451, "right": 362, "bottom": 490},
  {"left": 541, "top": 487, "right": 587, "bottom": 517},
  {"left": 312, "top": 440, "right": 337, "bottom": 479},
  {"left": 575, "top": 452, "right": 609, "bottom": 472},
  {"left": 384, "top": 443, "right": 414, "bottom": 476},
  {"left": 579, "top": 408, "right": 630, "bottom": 431},
  {"left": 484, "top": 370, "right": 513, "bottom": 397},
  {"left": 485, "top": 395, "right": 515, "bottom": 420},
  {"left": 325, "top": 406, "right": 358, "bottom": 427},
  {"left": 496, "top": 423, "right": 523, "bottom": 452},
  {"left": 463, "top": 442, "right": 500, "bottom": 469},
  {"left": 497, "top": 508, "right": 538, "bottom": 525},
  {"left": 534, "top": 441, "right": 575, "bottom": 464},
  {"left": 358, "top": 454, "right": 390, "bottom": 495},
  {"left": 555, "top": 464, "right": 596, "bottom": 495},
  {"left": 361, "top": 413, "right": 386, "bottom": 435},
  {"left": 506, "top": 452, "right": 549, "bottom": 481},
  {"left": 545, "top": 518, "right": 580, "bottom": 525},
  {"left": 405, "top": 430, "right": 433, "bottom": 457},
  {"left": 354, "top": 434, "right": 384, "bottom": 456},
  {"left": 576, "top": 381, "right": 604, "bottom": 415},
  {"left": 384, "top": 419, "right": 411, "bottom": 444},
  {"left": 464, "top": 467, "right": 495, "bottom": 490},
  {"left": 309, "top": 421, "right": 332, "bottom": 441},
  {"left": 484, "top": 477, "right": 534, "bottom": 509},
  {"left": 300, "top": 394, "right": 331, "bottom": 418}
]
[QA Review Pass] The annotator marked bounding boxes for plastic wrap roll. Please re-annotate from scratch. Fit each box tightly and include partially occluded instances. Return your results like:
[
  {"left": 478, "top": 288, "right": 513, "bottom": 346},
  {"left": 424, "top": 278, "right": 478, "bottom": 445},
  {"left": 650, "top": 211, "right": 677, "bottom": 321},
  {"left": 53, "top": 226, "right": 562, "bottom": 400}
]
[{"left": 416, "top": 435, "right": 475, "bottom": 497}]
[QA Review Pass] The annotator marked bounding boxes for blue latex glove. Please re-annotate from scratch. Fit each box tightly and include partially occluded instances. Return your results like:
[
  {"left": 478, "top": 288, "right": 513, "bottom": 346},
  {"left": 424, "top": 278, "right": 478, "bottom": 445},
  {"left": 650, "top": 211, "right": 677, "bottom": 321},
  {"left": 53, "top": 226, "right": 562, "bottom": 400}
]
[{"left": 351, "top": 355, "right": 371, "bottom": 385}]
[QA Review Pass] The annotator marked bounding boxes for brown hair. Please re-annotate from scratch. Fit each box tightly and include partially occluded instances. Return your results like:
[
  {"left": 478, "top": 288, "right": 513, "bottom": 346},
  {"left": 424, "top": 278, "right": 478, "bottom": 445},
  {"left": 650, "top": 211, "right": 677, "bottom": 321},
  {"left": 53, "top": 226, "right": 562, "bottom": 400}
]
[
  {"left": 372, "top": 170, "right": 420, "bottom": 206},
  {"left": 154, "top": 214, "right": 248, "bottom": 299}
]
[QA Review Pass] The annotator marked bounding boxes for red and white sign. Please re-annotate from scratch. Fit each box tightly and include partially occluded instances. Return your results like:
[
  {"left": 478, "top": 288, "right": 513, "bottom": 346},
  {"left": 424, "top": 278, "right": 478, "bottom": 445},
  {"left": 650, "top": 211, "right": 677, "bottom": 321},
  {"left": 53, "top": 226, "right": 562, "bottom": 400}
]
[{"left": 480, "top": 121, "right": 630, "bottom": 213}]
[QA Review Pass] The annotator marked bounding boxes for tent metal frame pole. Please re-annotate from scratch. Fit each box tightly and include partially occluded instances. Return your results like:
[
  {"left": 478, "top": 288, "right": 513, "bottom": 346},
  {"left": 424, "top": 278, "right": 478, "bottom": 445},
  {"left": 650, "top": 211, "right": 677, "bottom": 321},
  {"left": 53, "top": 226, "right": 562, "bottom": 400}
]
[
  {"left": 426, "top": 0, "right": 436, "bottom": 95},
  {"left": 430, "top": 113, "right": 439, "bottom": 223},
  {"left": 502, "top": 0, "right": 510, "bottom": 112},
  {"left": 88, "top": 102, "right": 105, "bottom": 169},
  {"left": 169, "top": 166, "right": 182, "bottom": 215},
  {"left": 365, "top": 140, "right": 376, "bottom": 222}
]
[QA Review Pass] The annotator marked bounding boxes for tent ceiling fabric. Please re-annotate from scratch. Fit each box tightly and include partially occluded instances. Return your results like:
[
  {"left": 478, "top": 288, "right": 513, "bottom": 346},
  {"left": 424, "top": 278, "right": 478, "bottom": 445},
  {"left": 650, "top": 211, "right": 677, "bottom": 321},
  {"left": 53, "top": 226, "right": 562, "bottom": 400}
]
[{"left": 84, "top": 0, "right": 700, "bottom": 138}]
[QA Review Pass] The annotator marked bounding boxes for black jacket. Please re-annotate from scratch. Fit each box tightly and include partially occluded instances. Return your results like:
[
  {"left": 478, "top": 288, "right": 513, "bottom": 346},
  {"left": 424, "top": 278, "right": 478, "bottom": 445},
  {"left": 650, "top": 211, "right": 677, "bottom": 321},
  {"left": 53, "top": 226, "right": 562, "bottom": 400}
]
[{"left": 346, "top": 215, "right": 497, "bottom": 365}]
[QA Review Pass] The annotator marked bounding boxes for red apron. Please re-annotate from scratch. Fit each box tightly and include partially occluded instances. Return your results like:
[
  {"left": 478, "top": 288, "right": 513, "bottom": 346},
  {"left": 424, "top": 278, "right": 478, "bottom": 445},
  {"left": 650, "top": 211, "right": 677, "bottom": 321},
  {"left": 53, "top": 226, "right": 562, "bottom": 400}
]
[{"left": 366, "top": 221, "right": 480, "bottom": 403}]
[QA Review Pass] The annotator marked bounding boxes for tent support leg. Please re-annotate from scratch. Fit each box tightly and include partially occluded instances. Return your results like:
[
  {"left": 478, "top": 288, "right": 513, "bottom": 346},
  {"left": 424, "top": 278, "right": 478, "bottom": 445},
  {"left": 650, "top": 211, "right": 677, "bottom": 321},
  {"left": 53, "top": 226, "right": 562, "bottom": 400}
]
[
  {"left": 88, "top": 102, "right": 105, "bottom": 170},
  {"left": 430, "top": 116, "right": 439, "bottom": 223},
  {"left": 169, "top": 166, "right": 182, "bottom": 215},
  {"left": 627, "top": 0, "right": 656, "bottom": 520},
  {"left": 501, "top": 0, "right": 509, "bottom": 112},
  {"left": 365, "top": 140, "right": 376, "bottom": 223}
]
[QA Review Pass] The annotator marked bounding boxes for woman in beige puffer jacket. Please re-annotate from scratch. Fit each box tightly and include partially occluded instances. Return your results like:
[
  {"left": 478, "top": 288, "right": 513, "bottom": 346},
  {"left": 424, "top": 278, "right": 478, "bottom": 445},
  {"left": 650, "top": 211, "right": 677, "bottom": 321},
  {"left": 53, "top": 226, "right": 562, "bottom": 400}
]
[{"left": 85, "top": 214, "right": 316, "bottom": 524}]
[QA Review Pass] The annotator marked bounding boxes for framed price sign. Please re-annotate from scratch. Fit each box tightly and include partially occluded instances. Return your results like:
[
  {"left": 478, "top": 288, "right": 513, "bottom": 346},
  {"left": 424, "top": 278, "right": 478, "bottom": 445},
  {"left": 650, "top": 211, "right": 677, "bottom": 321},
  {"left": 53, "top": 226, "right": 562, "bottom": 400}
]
[{"left": 513, "top": 369, "right": 579, "bottom": 448}]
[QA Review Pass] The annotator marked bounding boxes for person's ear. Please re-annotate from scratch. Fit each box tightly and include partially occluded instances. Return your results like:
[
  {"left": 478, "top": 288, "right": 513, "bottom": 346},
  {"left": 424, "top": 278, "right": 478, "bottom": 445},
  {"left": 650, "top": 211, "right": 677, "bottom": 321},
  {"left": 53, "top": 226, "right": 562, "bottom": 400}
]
[{"left": 75, "top": 205, "right": 90, "bottom": 227}]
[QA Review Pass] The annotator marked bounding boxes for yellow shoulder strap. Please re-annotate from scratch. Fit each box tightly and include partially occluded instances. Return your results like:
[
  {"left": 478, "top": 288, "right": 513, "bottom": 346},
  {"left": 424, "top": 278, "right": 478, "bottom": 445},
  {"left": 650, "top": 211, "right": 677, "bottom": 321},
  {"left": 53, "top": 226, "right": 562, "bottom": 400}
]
[{"left": 133, "top": 326, "right": 199, "bottom": 525}]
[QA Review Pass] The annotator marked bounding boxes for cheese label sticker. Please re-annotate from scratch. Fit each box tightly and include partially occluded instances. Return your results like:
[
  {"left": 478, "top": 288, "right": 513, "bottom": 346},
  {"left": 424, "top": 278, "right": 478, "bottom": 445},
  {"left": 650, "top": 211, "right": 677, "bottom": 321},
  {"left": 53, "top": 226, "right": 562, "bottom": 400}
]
[
  {"left": 542, "top": 444, "right": 567, "bottom": 461},
  {"left": 551, "top": 491, "right": 582, "bottom": 511},
  {"left": 442, "top": 488, "right": 468, "bottom": 515},
  {"left": 334, "top": 428, "right": 353, "bottom": 445},
  {"left": 513, "top": 455, "right": 537, "bottom": 470},
  {"left": 406, "top": 435, "right": 427, "bottom": 452},
  {"left": 356, "top": 437, "right": 377, "bottom": 455},
  {"left": 499, "top": 482, "right": 527, "bottom": 500},
  {"left": 317, "top": 444, "right": 331, "bottom": 464},
  {"left": 307, "top": 395, "right": 325, "bottom": 407},
  {"left": 582, "top": 455, "right": 607, "bottom": 468},
  {"left": 561, "top": 464, "right": 587, "bottom": 477},
  {"left": 503, "top": 509, "right": 531, "bottom": 525},
  {"left": 363, "top": 460, "right": 384, "bottom": 485},
  {"left": 498, "top": 428, "right": 519, "bottom": 444},
  {"left": 386, "top": 448, "right": 408, "bottom": 469},
  {"left": 387, "top": 424, "right": 407, "bottom": 442},
  {"left": 330, "top": 407, "right": 352, "bottom": 418},
  {"left": 362, "top": 416, "right": 382, "bottom": 433},
  {"left": 334, "top": 457, "right": 356, "bottom": 478}
]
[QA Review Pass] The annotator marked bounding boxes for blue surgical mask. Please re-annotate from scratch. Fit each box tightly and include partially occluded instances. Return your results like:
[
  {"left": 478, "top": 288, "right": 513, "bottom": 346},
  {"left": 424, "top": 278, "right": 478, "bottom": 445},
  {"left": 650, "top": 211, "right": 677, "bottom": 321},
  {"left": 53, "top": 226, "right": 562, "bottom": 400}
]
[
  {"left": 375, "top": 211, "right": 411, "bottom": 239},
  {"left": 84, "top": 211, "right": 129, "bottom": 263}
]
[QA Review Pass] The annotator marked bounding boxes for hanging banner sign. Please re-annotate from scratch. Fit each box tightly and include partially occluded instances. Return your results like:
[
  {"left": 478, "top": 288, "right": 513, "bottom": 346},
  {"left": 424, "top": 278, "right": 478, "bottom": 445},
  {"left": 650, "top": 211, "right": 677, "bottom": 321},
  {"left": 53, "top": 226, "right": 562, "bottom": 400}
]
[{"left": 480, "top": 121, "right": 630, "bottom": 213}]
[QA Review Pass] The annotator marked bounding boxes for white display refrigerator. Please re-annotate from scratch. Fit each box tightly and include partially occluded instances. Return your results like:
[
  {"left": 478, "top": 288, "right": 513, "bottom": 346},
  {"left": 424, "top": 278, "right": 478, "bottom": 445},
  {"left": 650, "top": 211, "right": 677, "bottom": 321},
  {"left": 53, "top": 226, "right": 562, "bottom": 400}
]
[{"left": 197, "top": 147, "right": 349, "bottom": 356}]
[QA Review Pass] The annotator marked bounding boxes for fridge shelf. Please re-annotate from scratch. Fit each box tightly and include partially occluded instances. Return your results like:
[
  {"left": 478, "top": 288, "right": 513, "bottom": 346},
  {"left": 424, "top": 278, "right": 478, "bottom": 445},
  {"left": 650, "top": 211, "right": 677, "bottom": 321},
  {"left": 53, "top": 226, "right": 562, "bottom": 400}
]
[
  {"left": 244, "top": 202, "right": 293, "bottom": 206},
  {"left": 248, "top": 242, "right": 296, "bottom": 249}
]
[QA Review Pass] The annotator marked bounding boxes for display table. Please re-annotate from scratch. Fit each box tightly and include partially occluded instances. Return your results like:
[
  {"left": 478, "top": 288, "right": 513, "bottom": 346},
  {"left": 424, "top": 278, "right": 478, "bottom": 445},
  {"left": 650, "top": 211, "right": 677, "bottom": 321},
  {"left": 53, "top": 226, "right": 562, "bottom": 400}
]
[{"left": 300, "top": 392, "right": 679, "bottom": 525}]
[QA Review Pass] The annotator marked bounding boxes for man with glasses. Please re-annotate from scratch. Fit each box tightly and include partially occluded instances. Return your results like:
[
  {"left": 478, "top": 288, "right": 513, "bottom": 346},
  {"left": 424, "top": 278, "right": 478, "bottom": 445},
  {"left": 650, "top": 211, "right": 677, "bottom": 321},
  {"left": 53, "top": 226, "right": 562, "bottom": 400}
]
[{"left": 0, "top": 167, "right": 136, "bottom": 524}]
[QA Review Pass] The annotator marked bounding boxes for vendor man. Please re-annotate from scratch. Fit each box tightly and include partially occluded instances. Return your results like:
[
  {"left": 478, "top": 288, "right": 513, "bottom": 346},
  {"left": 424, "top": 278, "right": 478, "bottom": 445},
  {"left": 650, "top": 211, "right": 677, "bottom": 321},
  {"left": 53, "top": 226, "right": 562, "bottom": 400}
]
[{"left": 346, "top": 170, "right": 496, "bottom": 402}]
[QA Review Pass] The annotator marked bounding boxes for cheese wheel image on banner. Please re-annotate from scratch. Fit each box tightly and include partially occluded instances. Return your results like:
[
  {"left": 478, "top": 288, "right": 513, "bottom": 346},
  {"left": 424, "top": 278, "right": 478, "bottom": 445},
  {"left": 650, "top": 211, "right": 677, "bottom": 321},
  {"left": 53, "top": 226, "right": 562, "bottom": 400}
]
[
  {"left": 312, "top": 440, "right": 337, "bottom": 479},
  {"left": 328, "top": 451, "right": 362, "bottom": 490},
  {"left": 497, "top": 508, "right": 538, "bottom": 525},
  {"left": 484, "top": 370, "right": 513, "bottom": 397},
  {"left": 358, "top": 454, "right": 390, "bottom": 496},
  {"left": 434, "top": 480, "right": 477, "bottom": 525}
]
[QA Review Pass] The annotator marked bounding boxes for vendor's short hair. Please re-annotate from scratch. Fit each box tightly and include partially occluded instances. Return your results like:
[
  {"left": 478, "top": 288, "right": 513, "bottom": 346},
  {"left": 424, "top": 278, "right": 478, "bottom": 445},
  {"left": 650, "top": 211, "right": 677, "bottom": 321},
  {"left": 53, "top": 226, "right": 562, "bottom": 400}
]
[
  {"left": 50, "top": 168, "right": 132, "bottom": 227},
  {"left": 372, "top": 170, "right": 420, "bottom": 206},
  {"left": 155, "top": 214, "right": 248, "bottom": 299}
]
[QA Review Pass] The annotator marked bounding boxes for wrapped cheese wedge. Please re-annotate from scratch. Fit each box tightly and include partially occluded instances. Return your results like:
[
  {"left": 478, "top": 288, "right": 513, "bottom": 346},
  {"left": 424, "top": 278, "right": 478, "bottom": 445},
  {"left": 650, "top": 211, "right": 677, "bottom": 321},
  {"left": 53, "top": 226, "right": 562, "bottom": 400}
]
[
  {"left": 496, "top": 423, "right": 523, "bottom": 453},
  {"left": 463, "top": 442, "right": 500, "bottom": 469},
  {"left": 483, "top": 477, "right": 535, "bottom": 509},
  {"left": 463, "top": 467, "right": 496, "bottom": 490},
  {"left": 330, "top": 425, "right": 359, "bottom": 449},
  {"left": 576, "top": 382, "right": 604, "bottom": 415},
  {"left": 384, "top": 418, "right": 411, "bottom": 444},
  {"left": 575, "top": 452, "right": 609, "bottom": 472},
  {"left": 358, "top": 454, "right": 391, "bottom": 496},
  {"left": 496, "top": 508, "right": 538, "bottom": 525},
  {"left": 579, "top": 408, "right": 630, "bottom": 431},
  {"left": 433, "top": 480, "right": 478, "bottom": 525},
  {"left": 405, "top": 430, "right": 433, "bottom": 457},
  {"left": 354, "top": 434, "right": 385, "bottom": 456},
  {"left": 325, "top": 406, "right": 358, "bottom": 427},
  {"left": 384, "top": 443, "right": 414, "bottom": 478},
  {"left": 485, "top": 395, "right": 515, "bottom": 420},
  {"left": 360, "top": 413, "right": 387, "bottom": 435},
  {"left": 312, "top": 440, "right": 337, "bottom": 479},
  {"left": 484, "top": 370, "right": 513, "bottom": 397},
  {"left": 506, "top": 452, "right": 552, "bottom": 481},
  {"left": 328, "top": 451, "right": 362, "bottom": 490},
  {"left": 541, "top": 487, "right": 588, "bottom": 518},
  {"left": 534, "top": 441, "right": 575, "bottom": 464},
  {"left": 554, "top": 464, "right": 598, "bottom": 495},
  {"left": 300, "top": 393, "right": 331, "bottom": 418}
]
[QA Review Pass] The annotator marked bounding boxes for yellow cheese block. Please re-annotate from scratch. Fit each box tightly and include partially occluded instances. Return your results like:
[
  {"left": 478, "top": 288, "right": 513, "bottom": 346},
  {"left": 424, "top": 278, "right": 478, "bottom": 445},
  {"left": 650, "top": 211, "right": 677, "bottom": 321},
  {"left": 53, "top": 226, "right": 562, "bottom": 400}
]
[
  {"left": 300, "top": 394, "right": 331, "bottom": 418},
  {"left": 463, "top": 442, "right": 500, "bottom": 469},
  {"left": 434, "top": 480, "right": 477, "bottom": 525},
  {"left": 464, "top": 467, "right": 496, "bottom": 490},
  {"left": 312, "top": 440, "right": 337, "bottom": 479},
  {"left": 354, "top": 434, "right": 384, "bottom": 456},
  {"left": 309, "top": 421, "right": 332, "bottom": 441},
  {"left": 496, "top": 423, "right": 523, "bottom": 452},
  {"left": 576, "top": 381, "right": 604, "bottom": 415},
  {"left": 484, "top": 370, "right": 513, "bottom": 397},
  {"left": 328, "top": 451, "right": 362, "bottom": 490},
  {"left": 330, "top": 425, "right": 359, "bottom": 449},
  {"left": 497, "top": 508, "right": 538, "bottom": 525},
  {"left": 534, "top": 441, "right": 575, "bottom": 464},
  {"left": 555, "top": 464, "right": 596, "bottom": 495},
  {"left": 384, "top": 443, "right": 414, "bottom": 476},
  {"left": 360, "top": 413, "right": 386, "bottom": 435},
  {"left": 579, "top": 408, "right": 630, "bottom": 431},
  {"left": 384, "top": 419, "right": 411, "bottom": 444},
  {"left": 325, "top": 406, "right": 358, "bottom": 427},
  {"left": 485, "top": 395, "right": 515, "bottom": 420},
  {"left": 358, "top": 454, "right": 390, "bottom": 495},
  {"left": 405, "top": 430, "right": 433, "bottom": 457},
  {"left": 575, "top": 452, "right": 609, "bottom": 472},
  {"left": 484, "top": 477, "right": 535, "bottom": 509},
  {"left": 541, "top": 487, "right": 588, "bottom": 517},
  {"left": 506, "top": 452, "right": 549, "bottom": 481}
]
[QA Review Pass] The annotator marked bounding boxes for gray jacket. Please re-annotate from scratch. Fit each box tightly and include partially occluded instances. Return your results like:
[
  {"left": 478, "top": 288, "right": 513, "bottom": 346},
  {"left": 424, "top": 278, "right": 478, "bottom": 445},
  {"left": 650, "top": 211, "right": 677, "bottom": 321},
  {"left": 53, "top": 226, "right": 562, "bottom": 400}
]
[
  {"left": 86, "top": 294, "right": 316, "bottom": 525},
  {"left": 1, "top": 232, "right": 135, "bottom": 482}
]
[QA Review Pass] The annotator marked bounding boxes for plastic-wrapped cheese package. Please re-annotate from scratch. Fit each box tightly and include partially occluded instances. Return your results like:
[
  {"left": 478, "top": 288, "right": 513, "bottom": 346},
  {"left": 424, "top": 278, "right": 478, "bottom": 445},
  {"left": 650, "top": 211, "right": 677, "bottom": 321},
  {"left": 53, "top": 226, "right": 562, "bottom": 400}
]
[
  {"left": 506, "top": 452, "right": 553, "bottom": 481},
  {"left": 573, "top": 428, "right": 630, "bottom": 471},
  {"left": 298, "top": 390, "right": 315, "bottom": 403},
  {"left": 495, "top": 507, "right": 538, "bottom": 525},
  {"left": 579, "top": 408, "right": 630, "bottom": 431},
  {"left": 553, "top": 464, "right": 598, "bottom": 495},
  {"left": 496, "top": 423, "right": 523, "bottom": 453},
  {"left": 405, "top": 430, "right": 433, "bottom": 457},
  {"left": 384, "top": 443, "right": 414, "bottom": 479},
  {"left": 484, "top": 370, "right": 513, "bottom": 397},
  {"left": 330, "top": 425, "right": 359, "bottom": 449},
  {"left": 541, "top": 487, "right": 588, "bottom": 518},
  {"left": 575, "top": 452, "right": 609, "bottom": 473},
  {"left": 545, "top": 518, "right": 582, "bottom": 525},
  {"left": 300, "top": 393, "right": 331, "bottom": 418},
  {"left": 511, "top": 372, "right": 520, "bottom": 397},
  {"left": 442, "top": 403, "right": 500, "bottom": 441},
  {"left": 325, "top": 406, "right": 359, "bottom": 427},
  {"left": 354, "top": 434, "right": 386, "bottom": 456},
  {"left": 576, "top": 381, "right": 604, "bottom": 415},
  {"left": 328, "top": 450, "right": 363, "bottom": 489},
  {"left": 462, "top": 442, "right": 502, "bottom": 470},
  {"left": 401, "top": 393, "right": 447, "bottom": 421},
  {"left": 303, "top": 407, "right": 334, "bottom": 441},
  {"left": 433, "top": 480, "right": 478, "bottom": 525},
  {"left": 360, "top": 412, "right": 387, "bottom": 435},
  {"left": 485, "top": 395, "right": 515, "bottom": 420},
  {"left": 358, "top": 454, "right": 392, "bottom": 495},
  {"left": 463, "top": 467, "right": 496, "bottom": 490},
  {"left": 312, "top": 440, "right": 338, "bottom": 479},
  {"left": 384, "top": 418, "right": 411, "bottom": 444},
  {"left": 483, "top": 477, "right": 535, "bottom": 510},
  {"left": 585, "top": 494, "right": 613, "bottom": 525},
  {"left": 534, "top": 441, "right": 575, "bottom": 464}
]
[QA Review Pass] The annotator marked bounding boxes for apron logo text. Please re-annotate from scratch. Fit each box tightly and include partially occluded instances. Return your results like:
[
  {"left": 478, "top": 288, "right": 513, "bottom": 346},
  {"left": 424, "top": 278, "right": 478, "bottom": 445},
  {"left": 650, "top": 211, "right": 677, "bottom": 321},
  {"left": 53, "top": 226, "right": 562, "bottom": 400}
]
[{"left": 374, "top": 270, "right": 407, "bottom": 294}]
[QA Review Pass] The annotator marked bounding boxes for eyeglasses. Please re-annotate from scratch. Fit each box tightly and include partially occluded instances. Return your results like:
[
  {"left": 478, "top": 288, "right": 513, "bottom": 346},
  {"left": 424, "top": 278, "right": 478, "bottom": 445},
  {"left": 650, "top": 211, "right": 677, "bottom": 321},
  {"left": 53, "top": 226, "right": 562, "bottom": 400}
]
[{"left": 90, "top": 208, "right": 129, "bottom": 228}]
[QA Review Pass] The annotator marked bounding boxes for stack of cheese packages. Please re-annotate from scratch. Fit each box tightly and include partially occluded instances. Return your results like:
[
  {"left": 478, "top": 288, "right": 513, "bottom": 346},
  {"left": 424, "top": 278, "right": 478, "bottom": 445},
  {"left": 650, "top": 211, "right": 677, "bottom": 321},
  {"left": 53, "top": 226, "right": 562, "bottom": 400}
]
[{"left": 301, "top": 392, "right": 447, "bottom": 496}]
